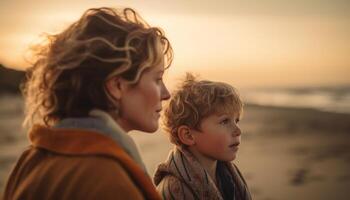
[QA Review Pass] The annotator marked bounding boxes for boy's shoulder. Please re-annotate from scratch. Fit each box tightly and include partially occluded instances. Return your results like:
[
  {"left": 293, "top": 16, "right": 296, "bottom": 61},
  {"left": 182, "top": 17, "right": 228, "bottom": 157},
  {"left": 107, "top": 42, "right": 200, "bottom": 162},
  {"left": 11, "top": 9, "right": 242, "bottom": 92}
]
[
  {"left": 156, "top": 175, "right": 197, "bottom": 200},
  {"left": 227, "top": 162, "right": 253, "bottom": 200},
  {"left": 230, "top": 162, "right": 248, "bottom": 184}
]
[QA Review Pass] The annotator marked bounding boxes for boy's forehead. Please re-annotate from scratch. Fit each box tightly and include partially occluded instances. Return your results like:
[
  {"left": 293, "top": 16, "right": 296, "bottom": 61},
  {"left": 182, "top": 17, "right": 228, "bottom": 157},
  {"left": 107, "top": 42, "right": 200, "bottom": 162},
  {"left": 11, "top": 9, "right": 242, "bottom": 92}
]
[{"left": 212, "top": 109, "right": 240, "bottom": 118}]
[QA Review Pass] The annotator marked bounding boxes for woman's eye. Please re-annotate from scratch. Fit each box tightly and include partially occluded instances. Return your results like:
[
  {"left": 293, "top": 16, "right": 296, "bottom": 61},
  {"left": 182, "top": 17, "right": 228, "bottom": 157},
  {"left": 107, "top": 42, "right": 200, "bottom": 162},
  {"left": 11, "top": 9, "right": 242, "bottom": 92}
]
[
  {"left": 235, "top": 119, "right": 240, "bottom": 124},
  {"left": 156, "top": 78, "right": 163, "bottom": 84}
]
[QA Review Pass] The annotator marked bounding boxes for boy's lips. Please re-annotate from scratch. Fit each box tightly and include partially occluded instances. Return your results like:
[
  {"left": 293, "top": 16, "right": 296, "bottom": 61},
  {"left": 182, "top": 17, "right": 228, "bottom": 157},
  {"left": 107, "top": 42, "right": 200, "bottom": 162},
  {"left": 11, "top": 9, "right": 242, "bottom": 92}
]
[{"left": 229, "top": 142, "right": 240, "bottom": 147}]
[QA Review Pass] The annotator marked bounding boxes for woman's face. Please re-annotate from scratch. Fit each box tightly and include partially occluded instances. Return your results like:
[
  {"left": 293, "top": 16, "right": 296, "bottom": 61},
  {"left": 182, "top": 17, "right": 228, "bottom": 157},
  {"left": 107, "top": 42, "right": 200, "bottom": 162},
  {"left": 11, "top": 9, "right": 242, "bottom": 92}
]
[
  {"left": 192, "top": 111, "right": 242, "bottom": 161},
  {"left": 108, "top": 58, "right": 170, "bottom": 133}
]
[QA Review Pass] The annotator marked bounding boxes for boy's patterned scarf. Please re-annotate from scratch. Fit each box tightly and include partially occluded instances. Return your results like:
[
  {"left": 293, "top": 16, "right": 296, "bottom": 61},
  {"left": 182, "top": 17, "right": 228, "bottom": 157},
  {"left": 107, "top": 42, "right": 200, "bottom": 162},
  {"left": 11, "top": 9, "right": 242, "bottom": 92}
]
[{"left": 154, "top": 146, "right": 252, "bottom": 200}]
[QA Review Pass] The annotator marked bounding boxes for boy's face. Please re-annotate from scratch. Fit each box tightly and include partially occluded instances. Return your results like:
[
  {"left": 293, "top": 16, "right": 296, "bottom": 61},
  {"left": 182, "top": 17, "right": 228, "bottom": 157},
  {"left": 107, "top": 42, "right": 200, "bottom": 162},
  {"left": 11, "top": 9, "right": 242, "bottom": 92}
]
[{"left": 192, "top": 111, "right": 241, "bottom": 161}]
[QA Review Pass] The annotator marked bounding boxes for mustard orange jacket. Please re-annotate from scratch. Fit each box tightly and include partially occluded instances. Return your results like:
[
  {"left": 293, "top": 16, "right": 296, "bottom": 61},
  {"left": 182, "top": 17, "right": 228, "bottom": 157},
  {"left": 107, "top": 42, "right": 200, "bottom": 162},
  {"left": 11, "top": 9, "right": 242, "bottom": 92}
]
[{"left": 3, "top": 125, "right": 161, "bottom": 200}]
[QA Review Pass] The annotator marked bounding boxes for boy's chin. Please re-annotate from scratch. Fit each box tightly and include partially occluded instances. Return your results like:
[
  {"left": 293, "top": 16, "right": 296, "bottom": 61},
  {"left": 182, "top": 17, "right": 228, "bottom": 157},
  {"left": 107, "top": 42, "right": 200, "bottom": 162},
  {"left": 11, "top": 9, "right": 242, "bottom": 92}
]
[{"left": 218, "top": 154, "right": 237, "bottom": 162}]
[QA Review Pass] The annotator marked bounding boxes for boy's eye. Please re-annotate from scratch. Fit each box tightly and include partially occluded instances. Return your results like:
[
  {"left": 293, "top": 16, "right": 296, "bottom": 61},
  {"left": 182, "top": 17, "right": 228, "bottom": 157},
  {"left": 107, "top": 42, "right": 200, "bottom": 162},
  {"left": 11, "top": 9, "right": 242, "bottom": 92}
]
[
  {"left": 220, "top": 118, "right": 240, "bottom": 125},
  {"left": 220, "top": 118, "right": 230, "bottom": 125}
]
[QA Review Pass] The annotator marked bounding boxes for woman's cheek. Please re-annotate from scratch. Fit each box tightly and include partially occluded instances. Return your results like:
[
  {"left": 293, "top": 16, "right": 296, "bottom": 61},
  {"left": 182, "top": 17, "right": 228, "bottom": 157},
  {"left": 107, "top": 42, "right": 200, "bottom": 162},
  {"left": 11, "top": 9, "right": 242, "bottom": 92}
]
[
  {"left": 144, "top": 82, "right": 158, "bottom": 106},
  {"left": 151, "top": 82, "right": 162, "bottom": 103}
]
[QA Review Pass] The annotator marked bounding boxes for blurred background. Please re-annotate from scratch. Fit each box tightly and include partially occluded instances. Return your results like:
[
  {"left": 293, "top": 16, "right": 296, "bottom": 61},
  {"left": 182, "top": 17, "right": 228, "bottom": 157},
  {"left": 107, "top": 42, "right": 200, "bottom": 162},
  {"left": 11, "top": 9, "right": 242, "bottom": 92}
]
[{"left": 0, "top": 0, "right": 349, "bottom": 199}]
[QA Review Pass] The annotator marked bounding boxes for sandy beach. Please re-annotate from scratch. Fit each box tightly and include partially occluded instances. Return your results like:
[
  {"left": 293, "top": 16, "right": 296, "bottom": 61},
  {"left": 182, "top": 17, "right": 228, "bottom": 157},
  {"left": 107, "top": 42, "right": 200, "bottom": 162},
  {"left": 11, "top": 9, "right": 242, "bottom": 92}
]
[{"left": 1, "top": 95, "right": 349, "bottom": 200}]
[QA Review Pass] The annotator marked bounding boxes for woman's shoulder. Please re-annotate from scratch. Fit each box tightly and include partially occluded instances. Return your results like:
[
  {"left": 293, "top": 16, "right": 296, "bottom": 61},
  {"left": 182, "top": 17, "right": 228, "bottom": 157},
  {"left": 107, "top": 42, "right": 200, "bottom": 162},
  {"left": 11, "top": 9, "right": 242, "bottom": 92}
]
[
  {"left": 4, "top": 148, "right": 145, "bottom": 200},
  {"left": 78, "top": 157, "right": 145, "bottom": 198},
  {"left": 78, "top": 155, "right": 133, "bottom": 176}
]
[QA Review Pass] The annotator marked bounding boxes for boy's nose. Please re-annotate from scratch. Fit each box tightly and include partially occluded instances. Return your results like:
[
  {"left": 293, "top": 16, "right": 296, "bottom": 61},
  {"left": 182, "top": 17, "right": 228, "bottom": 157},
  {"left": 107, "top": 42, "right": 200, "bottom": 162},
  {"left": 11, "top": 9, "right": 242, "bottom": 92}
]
[{"left": 232, "top": 127, "right": 242, "bottom": 137}]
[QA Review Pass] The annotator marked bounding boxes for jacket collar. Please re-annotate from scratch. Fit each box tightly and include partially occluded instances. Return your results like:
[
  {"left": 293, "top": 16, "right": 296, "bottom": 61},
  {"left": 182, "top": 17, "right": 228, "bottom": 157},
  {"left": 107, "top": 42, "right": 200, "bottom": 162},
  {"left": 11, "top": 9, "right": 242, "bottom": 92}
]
[
  {"left": 28, "top": 109, "right": 160, "bottom": 200},
  {"left": 53, "top": 109, "right": 147, "bottom": 172}
]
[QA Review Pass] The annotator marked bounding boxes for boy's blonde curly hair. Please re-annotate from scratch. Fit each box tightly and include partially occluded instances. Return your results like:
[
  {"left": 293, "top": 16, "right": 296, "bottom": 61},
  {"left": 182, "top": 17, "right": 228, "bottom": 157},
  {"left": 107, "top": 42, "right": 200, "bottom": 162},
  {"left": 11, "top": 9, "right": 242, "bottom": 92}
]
[{"left": 163, "top": 73, "right": 244, "bottom": 146}]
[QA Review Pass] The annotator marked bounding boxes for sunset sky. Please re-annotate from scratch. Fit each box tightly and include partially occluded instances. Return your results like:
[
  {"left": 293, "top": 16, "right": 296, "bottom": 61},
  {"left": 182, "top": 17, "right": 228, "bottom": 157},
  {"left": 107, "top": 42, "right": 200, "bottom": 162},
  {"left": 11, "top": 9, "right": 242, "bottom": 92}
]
[{"left": 0, "top": 0, "right": 349, "bottom": 88}]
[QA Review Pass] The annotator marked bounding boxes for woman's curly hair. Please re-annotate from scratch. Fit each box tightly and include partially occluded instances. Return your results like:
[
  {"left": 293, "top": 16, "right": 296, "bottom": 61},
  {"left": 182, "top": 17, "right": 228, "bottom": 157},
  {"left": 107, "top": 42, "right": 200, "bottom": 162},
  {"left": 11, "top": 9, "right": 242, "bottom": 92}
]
[
  {"left": 22, "top": 7, "right": 173, "bottom": 127},
  {"left": 163, "top": 73, "right": 243, "bottom": 146}
]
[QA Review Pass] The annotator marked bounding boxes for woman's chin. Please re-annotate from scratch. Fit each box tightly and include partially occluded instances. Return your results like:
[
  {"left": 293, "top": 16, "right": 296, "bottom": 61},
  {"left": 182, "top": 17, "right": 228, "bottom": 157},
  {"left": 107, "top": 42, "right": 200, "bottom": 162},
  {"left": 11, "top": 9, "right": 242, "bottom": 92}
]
[{"left": 138, "top": 123, "right": 159, "bottom": 133}]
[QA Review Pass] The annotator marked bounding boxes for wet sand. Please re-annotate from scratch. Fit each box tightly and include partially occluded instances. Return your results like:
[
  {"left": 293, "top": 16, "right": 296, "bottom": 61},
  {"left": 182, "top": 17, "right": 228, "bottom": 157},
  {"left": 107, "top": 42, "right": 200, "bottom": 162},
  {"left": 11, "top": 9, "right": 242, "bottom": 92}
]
[{"left": 1, "top": 95, "right": 350, "bottom": 199}]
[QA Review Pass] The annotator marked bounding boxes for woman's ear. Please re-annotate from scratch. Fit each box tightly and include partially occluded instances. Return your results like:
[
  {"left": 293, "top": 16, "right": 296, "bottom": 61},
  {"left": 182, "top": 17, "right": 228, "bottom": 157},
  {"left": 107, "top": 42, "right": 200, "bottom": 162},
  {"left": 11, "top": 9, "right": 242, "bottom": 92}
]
[
  {"left": 177, "top": 125, "right": 195, "bottom": 146},
  {"left": 105, "top": 76, "right": 127, "bottom": 100}
]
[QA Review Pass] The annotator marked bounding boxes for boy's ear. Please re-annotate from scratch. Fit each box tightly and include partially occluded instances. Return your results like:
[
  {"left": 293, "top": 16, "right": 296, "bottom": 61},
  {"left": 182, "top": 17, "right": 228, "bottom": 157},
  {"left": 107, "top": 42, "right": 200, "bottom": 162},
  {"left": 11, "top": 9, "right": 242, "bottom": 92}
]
[
  {"left": 105, "top": 76, "right": 127, "bottom": 100},
  {"left": 177, "top": 125, "right": 195, "bottom": 146}
]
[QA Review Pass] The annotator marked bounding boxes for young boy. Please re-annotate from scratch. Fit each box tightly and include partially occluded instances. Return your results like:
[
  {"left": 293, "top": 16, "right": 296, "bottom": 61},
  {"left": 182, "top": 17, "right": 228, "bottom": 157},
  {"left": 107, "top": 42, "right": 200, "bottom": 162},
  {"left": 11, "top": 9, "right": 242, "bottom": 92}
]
[{"left": 153, "top": 73, "right": 252, "bottom": 200}]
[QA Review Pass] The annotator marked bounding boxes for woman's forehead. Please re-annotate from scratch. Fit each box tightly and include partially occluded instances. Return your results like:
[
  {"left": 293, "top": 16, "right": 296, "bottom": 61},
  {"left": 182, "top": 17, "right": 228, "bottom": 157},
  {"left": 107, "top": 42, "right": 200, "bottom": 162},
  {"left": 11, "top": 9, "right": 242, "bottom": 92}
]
[{"left": 147, "top": 59, "right": 165, "bottom": 74}]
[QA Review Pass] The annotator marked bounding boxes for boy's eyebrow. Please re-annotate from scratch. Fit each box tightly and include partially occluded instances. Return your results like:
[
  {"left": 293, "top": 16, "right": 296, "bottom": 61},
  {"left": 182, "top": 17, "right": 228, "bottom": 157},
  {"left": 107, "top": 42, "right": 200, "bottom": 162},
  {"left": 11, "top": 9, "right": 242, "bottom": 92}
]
[
  {"left": 216, "top": 113, "right": 230, "bottom": 118},
  {"left": 217, "top": 112, "right": 239, "bottom": 119}
]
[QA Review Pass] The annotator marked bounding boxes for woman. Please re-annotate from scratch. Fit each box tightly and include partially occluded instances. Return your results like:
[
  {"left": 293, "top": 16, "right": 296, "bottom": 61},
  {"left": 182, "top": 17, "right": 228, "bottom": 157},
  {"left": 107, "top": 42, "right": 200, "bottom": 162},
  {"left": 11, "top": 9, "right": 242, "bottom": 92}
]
[{"left": 3, "top": 7, "right": 172, "bottom": 200}]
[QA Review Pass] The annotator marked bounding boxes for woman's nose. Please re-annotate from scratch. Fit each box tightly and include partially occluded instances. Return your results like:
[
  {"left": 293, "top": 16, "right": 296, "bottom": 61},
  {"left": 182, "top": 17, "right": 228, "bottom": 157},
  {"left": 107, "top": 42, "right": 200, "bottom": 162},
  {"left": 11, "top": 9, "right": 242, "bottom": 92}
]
[{"left": 161, "top": 83, "right": 171, "bottom": 101}]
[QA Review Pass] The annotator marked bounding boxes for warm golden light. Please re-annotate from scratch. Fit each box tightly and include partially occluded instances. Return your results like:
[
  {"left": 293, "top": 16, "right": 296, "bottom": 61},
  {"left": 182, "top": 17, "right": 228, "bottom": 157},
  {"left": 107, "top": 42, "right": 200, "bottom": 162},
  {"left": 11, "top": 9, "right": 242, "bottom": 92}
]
[
  {"left": 0, "top": 2, "right": 350, "bottom": 200},
  {"left": 0, "top": 1, "right": 349, "bottom": 87}
]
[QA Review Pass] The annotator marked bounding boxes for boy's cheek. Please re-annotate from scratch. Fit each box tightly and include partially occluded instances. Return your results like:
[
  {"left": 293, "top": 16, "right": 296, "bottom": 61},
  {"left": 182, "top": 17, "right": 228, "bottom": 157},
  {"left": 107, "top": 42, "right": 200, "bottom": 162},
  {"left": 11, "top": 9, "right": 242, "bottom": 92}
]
[
  {"left": 197, "top": 135, "right": 221, "bottom": 149},
  {"left": 209, "top": 135, "right": 230, "bottom": 149},
  {"left": 197, "top": 131, "right": 230, "bottom": 149},
  {"left": 213, "top": 130, "right": 232, "bottom": 143}
]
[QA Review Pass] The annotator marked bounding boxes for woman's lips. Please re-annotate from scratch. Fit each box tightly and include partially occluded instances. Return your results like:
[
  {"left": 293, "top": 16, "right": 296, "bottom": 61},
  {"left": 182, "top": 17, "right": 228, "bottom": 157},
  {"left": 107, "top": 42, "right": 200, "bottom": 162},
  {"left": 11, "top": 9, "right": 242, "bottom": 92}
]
[
  {"left": 155, "top": 111, "right": 161, "bottom": 118},
  {"left": 155, "top": 108, "right": 162, "bottom": 118}
]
